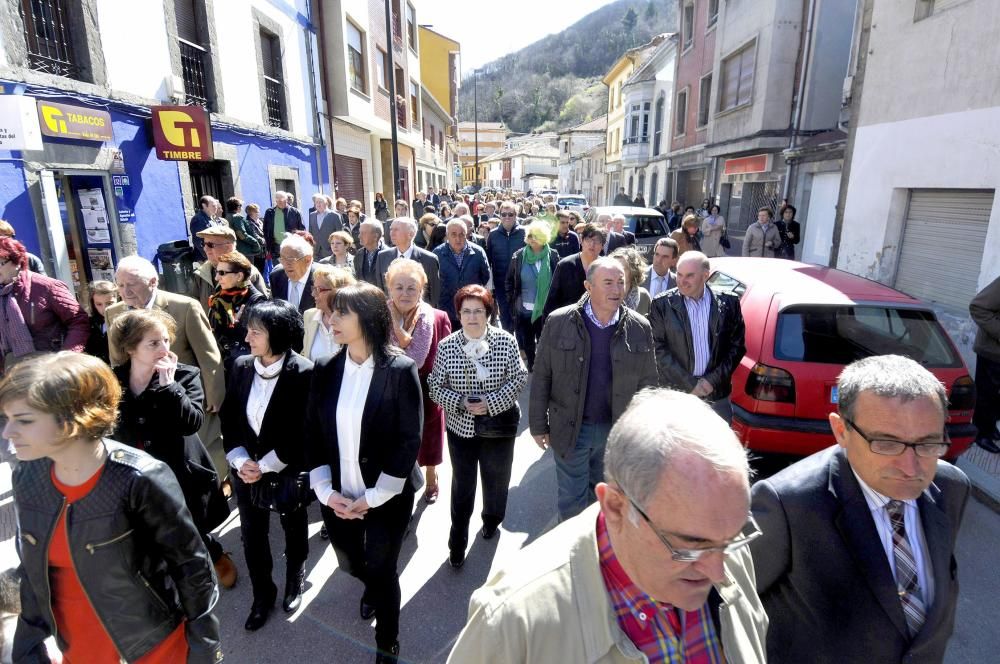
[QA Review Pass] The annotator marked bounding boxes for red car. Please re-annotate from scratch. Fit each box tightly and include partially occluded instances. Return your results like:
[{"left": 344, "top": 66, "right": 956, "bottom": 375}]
[{"left": 708, "top": 258, "right": 975, "bottom": 460}]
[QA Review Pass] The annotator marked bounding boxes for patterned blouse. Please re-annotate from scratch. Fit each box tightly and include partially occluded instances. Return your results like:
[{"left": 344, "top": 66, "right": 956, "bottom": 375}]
[
  {"left": 390, "top": 302, "right": 434, "bottom": 370},
  {"left": 427, "top": 325, "right": 528, "bottom": 438}
]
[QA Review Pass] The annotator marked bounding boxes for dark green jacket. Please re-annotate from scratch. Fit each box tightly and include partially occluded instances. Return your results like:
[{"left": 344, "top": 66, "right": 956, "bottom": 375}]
[{"left": 226, "top": 213, "right": 263, "bottom": 257}]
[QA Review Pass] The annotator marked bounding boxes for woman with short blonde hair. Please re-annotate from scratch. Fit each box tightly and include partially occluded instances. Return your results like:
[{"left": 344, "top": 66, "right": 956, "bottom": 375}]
[
  {"left": 322, "top": 230, "right": 355, "bottom": 274},
  {"left": 303, "top": 263, "right": 357, "bottom": 361}
]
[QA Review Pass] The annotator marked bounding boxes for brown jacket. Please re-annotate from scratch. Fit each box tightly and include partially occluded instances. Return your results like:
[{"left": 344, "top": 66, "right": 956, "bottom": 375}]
[
  {"left": 105, "top": 289, "right": 225, "bottom": 408},
  {"left": 530, "top": 298, "right": 658, "bottom": 459},
  {"left": 971, "top": 274, "right": 1000, "bottom": 363}
]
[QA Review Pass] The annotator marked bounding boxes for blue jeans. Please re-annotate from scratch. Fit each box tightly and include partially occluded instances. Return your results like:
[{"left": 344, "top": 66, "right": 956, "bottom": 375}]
[{"left": 554, "top": 421, "right": 612, "bottom": 521}]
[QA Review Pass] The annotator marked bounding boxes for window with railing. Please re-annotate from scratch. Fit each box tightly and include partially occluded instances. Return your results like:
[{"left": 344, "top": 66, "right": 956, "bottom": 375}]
[
  {"left": 260, "top": 29, "right": 287, "bottom": 129},
  {"left": 20, "top": 0, "right": 79, "bottom": 79},
  {"left": 180, "top": 39, "right": 211, "bottom": 109}
]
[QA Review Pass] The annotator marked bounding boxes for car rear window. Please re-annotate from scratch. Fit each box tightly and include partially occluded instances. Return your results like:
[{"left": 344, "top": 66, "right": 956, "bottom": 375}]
[
  {"left": 627, "top": 215, "right": 668, "bottom": 239},
  {"left": 774, "top": 305, "right": 961, "bottom": 367},
  {"left": 558, "top": 197, "right": 586, "bottom": 206}
]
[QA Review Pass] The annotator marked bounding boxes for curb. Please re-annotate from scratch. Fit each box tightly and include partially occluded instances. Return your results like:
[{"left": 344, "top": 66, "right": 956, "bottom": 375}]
[{"left": 956, "top": 456, "right": 1000, "bottom": 513}]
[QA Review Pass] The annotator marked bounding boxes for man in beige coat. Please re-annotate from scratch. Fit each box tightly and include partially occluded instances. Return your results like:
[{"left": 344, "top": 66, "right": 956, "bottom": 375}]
[{"left": 449, "top": 389, "right": 767, "bottom": 664}]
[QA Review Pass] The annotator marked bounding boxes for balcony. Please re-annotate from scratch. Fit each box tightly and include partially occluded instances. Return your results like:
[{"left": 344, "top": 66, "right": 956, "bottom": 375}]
[
  {"left": 179, "top": 39, "right": 211, "bottom": 110},
  {"left": 24, "top": 0, "right": 80, "bottom": 80},
  {"left": 264, "top": 76, "right": 286, "bottom": 129},
  {"left": 621, "top": 136, "right": 650, "bottom": 168}
]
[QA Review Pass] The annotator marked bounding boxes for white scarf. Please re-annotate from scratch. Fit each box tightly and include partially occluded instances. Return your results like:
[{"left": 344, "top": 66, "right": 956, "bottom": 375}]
[{"left": 462, "top": 329, "right": 491, "bottom": 380}]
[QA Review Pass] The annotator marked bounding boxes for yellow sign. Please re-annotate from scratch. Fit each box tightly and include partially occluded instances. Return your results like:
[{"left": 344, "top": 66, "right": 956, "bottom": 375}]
[
  {"left": 151, "top": 105, "right": 213, "bottom": 161},
  {"left": 36, "top": 100, "right": 113, "bottom": 141}
]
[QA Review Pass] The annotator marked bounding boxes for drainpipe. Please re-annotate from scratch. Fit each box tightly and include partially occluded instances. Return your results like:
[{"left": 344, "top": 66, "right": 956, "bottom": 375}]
[
  {"left": 314, "top": 0, "right": 338, "bottom": 197},
  {"left": 304, "top": 1, "right": 325, "bottom": 193},
  {"left": 783, "top": 0, "right": 817, "bottom": 201}
]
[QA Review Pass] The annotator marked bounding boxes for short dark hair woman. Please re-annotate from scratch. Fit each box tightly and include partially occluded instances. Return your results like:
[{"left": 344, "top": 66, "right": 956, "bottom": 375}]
[
  {"left": 776, "top": 204, "right": 801, "bottom": 259},
  {"left": 110, "top": 308, "right": 234, "bottom": 588},
  {"left": 208, "top": 250, "right": 266, "bottom": 378},
  {"left": 427, "top": 284, "right": 528, "bottom": 568},
  {"left": 306, "top": 283, "right": 423, "bottom": 664},
  {"left": 220, "top": 299, "right": 313, "bottom": 631},
  {"left": 3, "top": 352, "right": 222, "bottom": 662}
]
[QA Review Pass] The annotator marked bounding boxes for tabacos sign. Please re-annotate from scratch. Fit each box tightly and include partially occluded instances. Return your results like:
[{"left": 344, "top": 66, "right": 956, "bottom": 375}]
[
  {"left": 37, "top": 100, "right": 113, "bottom": 141},
  {"left": 151, "top": 105, "right": 214, "bottom": 161}
]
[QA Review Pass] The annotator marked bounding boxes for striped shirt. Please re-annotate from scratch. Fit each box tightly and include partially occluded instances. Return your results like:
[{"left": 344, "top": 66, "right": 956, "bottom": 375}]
[
  {"left": 683, "top": 287, "right": 712, "bottom": 376},
  {"left": 597, "top": 513, "right": 724, "bottom": 664}
]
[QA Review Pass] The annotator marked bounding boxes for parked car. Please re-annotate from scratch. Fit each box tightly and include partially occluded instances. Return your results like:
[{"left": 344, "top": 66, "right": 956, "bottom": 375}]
[
  {"left": 538, "top": 188, "right": 558, "bottom": 196},
  {"left": 708, "top": 258, "right": 975, "bottom": 460},
  {"left": 583, "top": 206, "right": 670, "bottom": 258},
  {"left": 557, "top": 195, "right": 589, "bottom": 213}
]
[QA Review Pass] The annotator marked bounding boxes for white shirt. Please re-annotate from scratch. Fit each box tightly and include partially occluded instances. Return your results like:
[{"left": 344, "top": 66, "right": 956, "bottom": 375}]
[
  {"left": 225, "top": 357, "right": 288, "bottom": 474},
  {"left": 308, "top": 316, "right": 340, "bottom": 361},
  {"left": 854, "top": 470, "right": 934, "bottom": 607},
  {"left": 142, "top": 288, "right": 158, "bottom": 310},
  {"left": 396, "top": 245, "right": 414, "bottom": 260},
  {"left": 309, "top": 354, "right": 401, "bottom": 509},
  {"left": 649, "top": 270, "right": 673, "bottom": 298},
  {"left": 287, "top": 271, "right": 310, "bottom": 309}
]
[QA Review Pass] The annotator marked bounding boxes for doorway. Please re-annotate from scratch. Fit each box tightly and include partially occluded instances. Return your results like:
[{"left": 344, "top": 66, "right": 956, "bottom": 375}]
[{"left": 188, "top": 160, "right": 226, "bottom": 206}]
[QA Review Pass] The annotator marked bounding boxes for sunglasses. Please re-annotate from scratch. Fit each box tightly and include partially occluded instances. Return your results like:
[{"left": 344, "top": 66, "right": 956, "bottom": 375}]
[
  {"left": 499, "top": 212, "right": 516, "bottom": 218},
  {"left": 204, "top": 241, "right": 233, "bottom": 249},
  {"left": 215, "top": 269, "right": 240, "bottom": 276}
]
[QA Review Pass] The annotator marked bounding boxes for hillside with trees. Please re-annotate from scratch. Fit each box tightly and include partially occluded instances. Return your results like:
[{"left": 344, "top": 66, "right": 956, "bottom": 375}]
[{"left": 457, "top": 0, "right": 676, "bottom": 134}]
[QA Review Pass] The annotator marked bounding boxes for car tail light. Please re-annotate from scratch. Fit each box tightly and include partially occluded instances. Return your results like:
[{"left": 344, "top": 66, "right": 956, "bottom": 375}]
[
  {"left": 745, "top": 363, "right": 796, "bottom": 403},
  {"left": 948, "top": 375, "right": 975, "bottom": 410}
]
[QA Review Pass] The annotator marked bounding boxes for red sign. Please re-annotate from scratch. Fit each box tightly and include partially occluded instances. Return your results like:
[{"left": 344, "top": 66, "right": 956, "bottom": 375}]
[
  {"left": 723, "top": 154, "right": 769, "bottom": 176},
  {"left": 150, "top": 105, "right": 213, "bottom": 161}
]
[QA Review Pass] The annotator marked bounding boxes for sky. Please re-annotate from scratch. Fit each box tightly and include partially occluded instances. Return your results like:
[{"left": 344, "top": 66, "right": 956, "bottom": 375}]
[{"left": 419, "top": 0, "right": 618, "bottom": 76}]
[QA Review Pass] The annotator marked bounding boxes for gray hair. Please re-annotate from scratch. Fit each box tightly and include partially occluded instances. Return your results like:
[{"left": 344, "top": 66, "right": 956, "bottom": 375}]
[
  {"left": 605, "top": 389, "right": 752, "bottom": 520},
  {"left": 279, "top": 233, "right": 311, "bottom": 257},
  {"left": 453, "top": 203, "right": 470, "bottom": 216},
  {"left": 586, "top": 256, "right": 625, "bottom": 282},
  {"left": 677, "top": 250, "right": 710, "bottom": 272},
  {"left": 445, "top": 218, "right": 468, "bottom": 234},
  {"left": 837, "top": 355, "right": 948, "bottom": 420},
  {"left": 611, "top": 213, "right": 626, "bottom": 223},
  {"left": 390, "top": 216, "right": 418, "bottom": 237},
  {"left": 359, "top": 219, "right": 383, "bottom": 238},
  {"left": 116, "top": 255, "right": 157, "bottom": 282},
  {"left": 274, "top": 190, "right": 288, "bottom": 201}
]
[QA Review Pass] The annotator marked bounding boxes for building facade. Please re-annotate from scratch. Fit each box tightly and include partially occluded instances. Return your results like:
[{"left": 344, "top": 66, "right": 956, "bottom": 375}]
[
  {"left": 557, "top": 115, "right": 606, "bottom": 195},
  {"left": 0, "top": 0, "right": 328, "bottom": 300},
  {"left": 458, "top": 120, "right": 503, "bottom": 187},
  {"left": 416, "top": 83, "right": 458, "bottom": 193}
]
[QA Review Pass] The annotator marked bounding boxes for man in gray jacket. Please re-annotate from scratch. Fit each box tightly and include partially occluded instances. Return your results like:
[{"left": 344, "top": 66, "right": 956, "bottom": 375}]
[
  {"left": 530, "top": 257, "right": 658, "bottom": 520},
  {"left": 741, "top": 208, "right": 782, "bottom": 258},
  {"left": 970, "top": 274, "right": 1000, "bottom": 452}
]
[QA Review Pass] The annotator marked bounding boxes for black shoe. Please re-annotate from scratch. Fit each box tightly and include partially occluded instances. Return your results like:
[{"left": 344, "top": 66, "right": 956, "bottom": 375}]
[
  {"left": 449, "top": 547, "right": 466, "bottom": 568},
  {"left": 244, "top": 599, "right": 274, "bottom": 631},
  {"left": 282, "top": 570, "right": 305, "bottom": 613},
  {"left": 359, "top": 594, "right": 376, "bottom": 620},
  {"left": 375, "top": 641, "right": 400, "bottom": 664},
  {"left": 975, "top": 436, "right": 1000, "bottom": 453},
  {"left": 481, "top": 523, "right": 499, "bottom": 540},
  {"left": 320, "top": 525, "right": 329, "bottom": 540}
]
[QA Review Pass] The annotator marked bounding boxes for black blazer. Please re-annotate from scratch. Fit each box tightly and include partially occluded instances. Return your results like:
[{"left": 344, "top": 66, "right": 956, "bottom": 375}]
[
  {"left": 543, "top": 253, "right": 588, "bottom": 318},
  {"left": 353, "top": 244, "right": 386, "bottom": 285},
  {"left": 602, "top": 231, "right": 628, "bottom": 255},
  {"left": 269, "top": 264, "right": 316, "bottom": 313},
  {"left": 306, "top": 351, "right": 423, "bottom": 497},
  {"left": 750, "top": 446, "right": 970, "bottom": 664},
  {"left": 648, "top": 288, "right": 746, "bottom": 399},
  {"left": 220, "top": 351, "right": 314, "bottom": 473},
  {"left": 373, "top": 245, "right": 442, "bottom": 308}
]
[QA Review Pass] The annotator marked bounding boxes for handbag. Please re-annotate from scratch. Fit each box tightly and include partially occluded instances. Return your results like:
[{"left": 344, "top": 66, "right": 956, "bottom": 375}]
[
  {"left": 474, "top": 402, "right": 521, "bottom": 439},
  {"left": 720, "top": 225, "right": 731, "bottom": 250},
  {"left": 249, "top": 471, "right": 312, "bottom": 514}
]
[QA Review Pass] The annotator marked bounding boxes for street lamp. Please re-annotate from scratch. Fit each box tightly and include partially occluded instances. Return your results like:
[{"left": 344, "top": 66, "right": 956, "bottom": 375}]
[
  {"left": 384, "top": 0, "right": 401, "bottom": 200},
  {"left": 473, "top": 68, "right": 480, "bottom": 189}
]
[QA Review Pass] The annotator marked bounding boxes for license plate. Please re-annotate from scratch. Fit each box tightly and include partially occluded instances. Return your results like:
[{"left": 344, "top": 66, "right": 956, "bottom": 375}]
[{"left": 830, "top": 386, "right": 839, "bottom": 404}]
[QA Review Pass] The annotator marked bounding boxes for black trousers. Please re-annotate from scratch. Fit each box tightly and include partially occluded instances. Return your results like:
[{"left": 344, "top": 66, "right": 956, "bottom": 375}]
[
  {"left": 447, "top": 430, "right": 516, "bottom": 548},
  {"left": 974, "top": 354, "right": 1000, "bottom": 438},
  {"left": 321, "top": 491, "right": 414, "bottom": 650},
  {"left": 514, "top": 309, "right": 544, "bottom": 371},
  {"left": 231, "top": 474, "right": 309, "bottom": 604}
]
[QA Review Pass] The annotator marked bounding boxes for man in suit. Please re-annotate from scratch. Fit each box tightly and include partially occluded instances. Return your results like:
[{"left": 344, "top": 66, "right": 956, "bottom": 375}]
[
  {"left": 383, "top": 200, "right": 409, "bottom": 246},
  {"left": 374, "top": 216, "right": 441, "bottom": 306},
  {"left": 596, "top": 213, "right": 627, "bottom": 255},
  {"left": 427, "top": 186, "right": 441, "bottom": 210},
  {"left": 648, "top": 251, "right": 745, "bottom": 423},
  {"left": 433, "top": 218, "right": 491, "bottom": 328},
  {"left": 353, "top": 220, "right": 386, "bottom": 286},
  {"left": 263, "top": 191, "right": 304, "bottom": 258},
  {"left": 308, "top": 194, "right": 342, "bottom": 261},
  {"left": 412, "top": 191, "right": 428, "bottom": 216},
  {"left": 610, "top": 213, "right": 636, "bottom": 246},
  {"left": 189, "top": 195, "right": 224, "bottom": 262},
  {"left": 643, "top": 237, "right": 679, "bottom": 299},
  {"left": 750, "top": 354, "right": 971, "bottom": 664},
  {"left": 269, "top": 233, "right": 316, "bottom": 313}
]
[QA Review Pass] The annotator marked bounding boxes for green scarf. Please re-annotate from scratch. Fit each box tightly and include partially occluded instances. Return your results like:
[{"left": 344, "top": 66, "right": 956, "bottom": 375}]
[{"left": 523, "top": 244, "right": 552, "bottom": 323}]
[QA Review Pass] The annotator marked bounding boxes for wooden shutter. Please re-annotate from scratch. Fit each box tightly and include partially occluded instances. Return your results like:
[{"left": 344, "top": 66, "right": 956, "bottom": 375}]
[
  {"left": 334, "top": 155, "right": 365, "bottom": 209},
  {"left": 175, "top": 0, "right": 200, "bottom": 44}
]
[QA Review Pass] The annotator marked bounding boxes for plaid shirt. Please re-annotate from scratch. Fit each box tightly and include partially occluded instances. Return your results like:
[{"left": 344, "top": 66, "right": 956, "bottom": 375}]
[{"left": 597, "top": 513, "right": 725, "bottom": 664}]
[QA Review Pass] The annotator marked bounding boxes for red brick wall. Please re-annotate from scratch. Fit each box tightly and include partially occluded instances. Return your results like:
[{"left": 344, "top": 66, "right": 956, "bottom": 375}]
[{"left": 671, "top": 0, "right": 716, "bottom": 152}]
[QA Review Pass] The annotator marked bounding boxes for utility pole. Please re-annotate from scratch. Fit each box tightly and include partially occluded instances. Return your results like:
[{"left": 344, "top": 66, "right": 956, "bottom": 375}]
[
  {"left": 474, "top": 68, "right": 480, "bottom": 189},
  {"left": 384, "top": 0, "right": 401, "bottom": 201}
]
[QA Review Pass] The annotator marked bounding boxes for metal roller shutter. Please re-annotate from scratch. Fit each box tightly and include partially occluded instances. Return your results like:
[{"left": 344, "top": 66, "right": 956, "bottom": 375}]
[
  {"left": 894, "top": 189, "right": 994, "bottom": 313},
  {"left": 334, "top": 155, "right": 365, "bottom": 209}
]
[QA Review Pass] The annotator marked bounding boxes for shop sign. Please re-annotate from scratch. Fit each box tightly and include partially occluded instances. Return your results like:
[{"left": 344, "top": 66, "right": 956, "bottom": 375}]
[
  {"left": 0, "top": 96, "right": 43, "bottom": 150},
  {"left": 151, "top": 105, "right": 213, "bottom": 161},
  {"left": 37, "top": 100, "right": 113, "bottom": 141},
  {"left": 112, "top": 175, "right": 136, "bottom": 224},
  {"left": 723, "top": 154, "right": 770, "bottom": 176}
]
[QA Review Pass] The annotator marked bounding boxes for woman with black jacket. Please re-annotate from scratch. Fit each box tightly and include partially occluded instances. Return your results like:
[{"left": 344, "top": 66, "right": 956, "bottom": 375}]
[
  {"left": 4, "top": 352, "right": 222, "bottom": 663},
  {"left": 542, "top": 222, "right": 606, "bottom": 319},
  {"left": 306, "top": 283, "right": 423, "bottom": 664},
  {"left": 83, "top": 280, "right": 117, "bottom": 364},
  {"left": 221, "top": 299, "right": 314, "bottom": 632},
  {"left": 110, "top": 308, "right": 234, "bottom": 589},
  {"left": 506, "top": 220, "right": 560, "bottom": 371}
]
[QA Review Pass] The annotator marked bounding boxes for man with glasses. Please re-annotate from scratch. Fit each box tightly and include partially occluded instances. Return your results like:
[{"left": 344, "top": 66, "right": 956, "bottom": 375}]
[
  {"left": 750, "top": 354, "right": 970, "bottom": 663},
  {"left": 485, "top": 202, "right": 525, "bottom": 331},
  {"left": 449, "top": 389, "right": 767, "bottom": 663},
  {"left": 189, "top": 225, "right": 269, "bottom": 314},
  {"left": 268, "top": 233, "right": 316, "bottom": 315}
]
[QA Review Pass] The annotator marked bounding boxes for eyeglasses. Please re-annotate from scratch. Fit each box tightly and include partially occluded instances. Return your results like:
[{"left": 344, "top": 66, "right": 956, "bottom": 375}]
[
  {"left": 279, "top": 255, "right": 304, "bottom": 264},
  {"left": 616, "top": 486, "right": 762, "bottom": 563},
  {"left": 312, "top": 285, "right": 332, "bottom": 293},
  {"left": 459, "top": 308, "right": 487, "bottom": 317},
  {"left": 499, "top": 212, "right": 517, "bottom": 218},
  {"left": 203, "top": 241, "right": 233, "bottom": 249},
  {"left": 215, "top": 269, "right": 240, "bottom": 276},
  {"left": 842, "top": 417, "right": 950, "bottom": 458}
]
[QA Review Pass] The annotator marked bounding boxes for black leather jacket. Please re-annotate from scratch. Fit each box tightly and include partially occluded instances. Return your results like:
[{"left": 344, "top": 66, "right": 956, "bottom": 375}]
[{"left": 13, "top": 441, "right": 222, "bottom": 663}]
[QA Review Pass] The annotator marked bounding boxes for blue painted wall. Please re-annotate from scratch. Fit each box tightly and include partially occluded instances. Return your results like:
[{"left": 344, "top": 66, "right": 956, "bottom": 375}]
[{"left": 0, "top": 160, "right": 36, "bottom": 255}]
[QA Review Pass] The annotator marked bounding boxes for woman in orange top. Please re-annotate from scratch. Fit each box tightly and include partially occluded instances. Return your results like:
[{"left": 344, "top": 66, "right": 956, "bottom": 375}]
[{"left": 3, "top": 352, "right": 222, "bottom": 663}]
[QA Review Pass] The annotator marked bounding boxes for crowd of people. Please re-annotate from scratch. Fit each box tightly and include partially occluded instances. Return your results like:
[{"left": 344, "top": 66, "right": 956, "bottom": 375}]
[{"left": 0, "top": 183, "right": 974, "bottom": 664}]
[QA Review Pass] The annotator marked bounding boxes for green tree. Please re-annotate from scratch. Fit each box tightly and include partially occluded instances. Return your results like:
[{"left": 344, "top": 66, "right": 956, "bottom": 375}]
[
  {"left": 645, "top": 1, "right": 656, "bottom": 21},
  {"left": 622, "top": 7, "right": 638, "bottom": 33}
]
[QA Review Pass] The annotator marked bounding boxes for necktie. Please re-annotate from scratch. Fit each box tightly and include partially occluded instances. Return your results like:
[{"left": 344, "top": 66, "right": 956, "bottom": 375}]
[
  {"left": 289, "top": 281, "right": 301, "bottom": 308},
  {"left": 886, "top": 500, "right": 926, "bottom": 637},
  {"left": 653, "top": 275, "right": 663, "bottom": 297}
]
